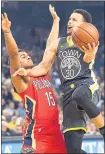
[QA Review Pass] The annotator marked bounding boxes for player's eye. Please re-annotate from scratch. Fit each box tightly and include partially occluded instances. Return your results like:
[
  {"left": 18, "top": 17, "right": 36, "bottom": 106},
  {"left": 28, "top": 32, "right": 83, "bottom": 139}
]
[{"left": 73, "top": 18, "right": 77, "bottom": 21}]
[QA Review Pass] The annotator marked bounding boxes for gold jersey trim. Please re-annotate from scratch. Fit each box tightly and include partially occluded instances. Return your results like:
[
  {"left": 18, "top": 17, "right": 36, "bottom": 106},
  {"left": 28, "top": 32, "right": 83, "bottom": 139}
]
[
  {"left": 66, "top": 36, "right": 74, "bottom": 47},
  {"left": 89, "top": 60, "right": 99, "bottom": 98},
  {"left": 63, "top": 127, "right": 87, "bottom": 133}
]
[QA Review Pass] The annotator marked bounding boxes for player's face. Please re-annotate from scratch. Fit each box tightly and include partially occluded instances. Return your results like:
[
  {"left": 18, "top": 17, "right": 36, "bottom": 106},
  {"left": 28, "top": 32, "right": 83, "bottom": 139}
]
[
  {"left": 67, "top": 13, "right": 84, "bottom": 35},
  {"left": 19, "top": 52, "right": 34, "bottom": 68}
]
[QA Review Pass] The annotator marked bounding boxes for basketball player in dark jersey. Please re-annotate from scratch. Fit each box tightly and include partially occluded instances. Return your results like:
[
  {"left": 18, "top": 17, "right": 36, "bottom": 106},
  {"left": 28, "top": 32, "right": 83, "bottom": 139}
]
[
  {"left": 53, "top": 9, "right": 105, "bottom": 153},
  {"left": 1, "top": 6, "right": 67, "bottom": 153},
  {"left": 14, "top": 9, "right": 105, "bottom": 154}
]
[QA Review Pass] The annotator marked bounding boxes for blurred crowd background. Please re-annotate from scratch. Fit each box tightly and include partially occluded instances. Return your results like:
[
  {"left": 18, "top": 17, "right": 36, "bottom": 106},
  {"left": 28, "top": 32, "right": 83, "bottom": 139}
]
[{"left": 1, "top": 1, "right": 104, "bottom": 137}]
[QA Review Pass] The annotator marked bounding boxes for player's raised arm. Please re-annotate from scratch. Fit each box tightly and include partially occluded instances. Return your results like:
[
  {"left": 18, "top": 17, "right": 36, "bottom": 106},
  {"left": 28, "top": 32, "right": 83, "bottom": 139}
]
[
  {"left": 40, "top": 5, "right": 60, "bottom": 70},
  {"left": 2, "top": 13, "right": 21, "bottom": 73},
  {"left": 13, "top": 5, "right": 60, "bottom": 77},
  {"left": 2, "top": 13, "right": 28, "bottom": 93},
  {"left": 45, "top": 4, "right": 60, "bottom": 49},
  {"left": 33, "top": 5, "right": 60, "bottom": 75}
]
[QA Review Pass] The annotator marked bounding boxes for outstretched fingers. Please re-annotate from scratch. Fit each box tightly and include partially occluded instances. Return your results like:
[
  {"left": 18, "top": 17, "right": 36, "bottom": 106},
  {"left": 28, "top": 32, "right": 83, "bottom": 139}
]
[
  {"left": 2, "top": 13, "right": 9, "bottom": 20},
  {"left": 1, "top": 14, "right": 4, "bottom": 20}
]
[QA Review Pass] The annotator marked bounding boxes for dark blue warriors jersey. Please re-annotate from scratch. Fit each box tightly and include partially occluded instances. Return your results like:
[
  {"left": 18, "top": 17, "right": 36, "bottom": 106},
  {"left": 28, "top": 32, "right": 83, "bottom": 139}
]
[{"left": 57, "top": 37, "right": 99, "bottom": 94}]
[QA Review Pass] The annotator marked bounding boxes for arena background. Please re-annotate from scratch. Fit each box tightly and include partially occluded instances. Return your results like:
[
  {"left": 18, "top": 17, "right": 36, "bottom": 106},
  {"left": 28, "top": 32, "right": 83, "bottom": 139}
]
[{"left": 1, "top": 1, "right": 104, "bottom": 153}]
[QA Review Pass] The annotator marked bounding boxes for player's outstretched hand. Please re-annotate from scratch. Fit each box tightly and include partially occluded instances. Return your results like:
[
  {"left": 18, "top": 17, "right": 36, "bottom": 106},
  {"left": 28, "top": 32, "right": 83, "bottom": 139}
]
[
  {"left": 2, "top": 13, "right": 11, "bottom": 33},
  {"left": 80, "top": 42, "right": 99, "bottom": 55},
  {"left": 13, "top": 68, "right": 28, "bottom": 77},
  {"left": 49, "top": 4, "right": 60, "bottom": 21}
]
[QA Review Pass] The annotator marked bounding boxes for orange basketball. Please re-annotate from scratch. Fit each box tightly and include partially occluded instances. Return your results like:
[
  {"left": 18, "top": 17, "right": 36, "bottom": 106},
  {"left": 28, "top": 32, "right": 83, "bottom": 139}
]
[{"left": 71, "top": 22, "right": 99, "bottom": 49}]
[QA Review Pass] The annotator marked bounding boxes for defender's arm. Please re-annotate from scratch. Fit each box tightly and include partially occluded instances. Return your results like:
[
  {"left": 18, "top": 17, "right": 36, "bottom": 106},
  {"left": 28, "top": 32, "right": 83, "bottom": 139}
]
[{"left": 2, "top": 13, "right": 28, "bottom": 93}]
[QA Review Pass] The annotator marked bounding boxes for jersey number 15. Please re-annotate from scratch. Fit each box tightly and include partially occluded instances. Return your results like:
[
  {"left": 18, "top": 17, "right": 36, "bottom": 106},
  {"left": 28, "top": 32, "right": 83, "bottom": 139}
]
[{"left": 45, "top": 92, "right": 56, "bottom": 106}]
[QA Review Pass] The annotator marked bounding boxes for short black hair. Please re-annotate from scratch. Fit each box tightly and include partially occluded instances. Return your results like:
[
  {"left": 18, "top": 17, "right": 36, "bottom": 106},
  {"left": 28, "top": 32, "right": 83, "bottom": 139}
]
[
  {"left": 19, "top": 49, "right": 26, "bottom": 52},
  {"left": 73, "top": 9, "right": 92, "bottom": 23}
]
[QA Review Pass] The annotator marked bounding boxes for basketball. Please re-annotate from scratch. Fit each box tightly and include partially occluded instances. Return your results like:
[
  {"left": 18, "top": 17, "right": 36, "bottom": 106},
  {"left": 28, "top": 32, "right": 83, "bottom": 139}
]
[{"left": 71, "top": 22, "right": 99, "bottom": 49}]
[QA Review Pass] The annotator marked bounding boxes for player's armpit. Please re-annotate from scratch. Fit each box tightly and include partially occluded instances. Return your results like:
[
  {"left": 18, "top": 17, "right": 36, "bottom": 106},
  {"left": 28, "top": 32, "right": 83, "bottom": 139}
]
[{"left": 83, "top": 52, "right": 96, "bottom": 63}]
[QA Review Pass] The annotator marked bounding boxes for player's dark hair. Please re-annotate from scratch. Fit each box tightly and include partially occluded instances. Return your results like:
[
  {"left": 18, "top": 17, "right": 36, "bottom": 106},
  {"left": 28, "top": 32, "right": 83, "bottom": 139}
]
[
  {"left": 19, "top": 49, "right": 26, "bottom": 52},
  {"left": 73, "top": 9, "right": 92, "bottom": 23}
]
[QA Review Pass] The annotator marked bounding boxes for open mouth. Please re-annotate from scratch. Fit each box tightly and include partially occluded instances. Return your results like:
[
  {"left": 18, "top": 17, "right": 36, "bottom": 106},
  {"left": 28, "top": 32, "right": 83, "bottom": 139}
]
[
  {"left": 67, "top": 27, "right": 72, "bottom": 34},
  {"left": 67, "top": 25, "right": 72, "bottom": 30},
  {"left": 67, "top": 25, "right": 72, "bottom": 31}
]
